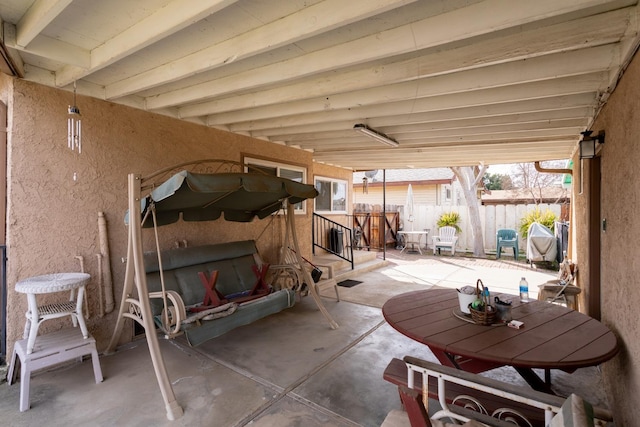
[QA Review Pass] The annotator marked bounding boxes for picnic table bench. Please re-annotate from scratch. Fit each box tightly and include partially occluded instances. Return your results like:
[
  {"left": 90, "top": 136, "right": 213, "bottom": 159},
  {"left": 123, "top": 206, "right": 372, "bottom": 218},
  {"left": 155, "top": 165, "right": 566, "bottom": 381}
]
[{"left": 383, "top": 356, "right": 613, "bottom": 427}]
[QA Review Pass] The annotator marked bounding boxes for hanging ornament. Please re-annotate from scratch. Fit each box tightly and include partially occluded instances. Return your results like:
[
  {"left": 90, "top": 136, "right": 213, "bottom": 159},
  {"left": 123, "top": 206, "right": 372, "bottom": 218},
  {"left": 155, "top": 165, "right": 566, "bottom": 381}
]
[{"left": 68, "top": 81, "right": 82, "bottom": 153}]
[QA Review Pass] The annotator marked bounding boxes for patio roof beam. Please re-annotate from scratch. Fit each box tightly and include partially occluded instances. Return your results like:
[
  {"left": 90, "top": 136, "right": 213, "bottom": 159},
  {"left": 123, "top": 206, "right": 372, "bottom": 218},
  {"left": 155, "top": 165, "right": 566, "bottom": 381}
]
[
  {"left": 236, "top": 93, "right": 597, "bottom": 135},
  {"left": 247, "top": 105, "right": 594, "bottom": 138},
  {"left": 14, "top": 0, "right": 72, "bottom": 48},
  {"left": 146, "top": 6, "right": 631, "bottom": 110},
  {"left": 54, "top": 0, "right": 242, "bottom": 88},
  {"left": 180, "top": 44, "right": 618, "bottom": 119},
  {"left": 276, "top": 118, "right": 588, "bottom": 143},
  {"left": 312, "top": 141, "right": 576, "bottom": 169},
  {"left": 209, "top": 72, "right": 607, "bottom": 127},
  {"left": 103, "top": 0, "right": 416, "bottom": 99}
]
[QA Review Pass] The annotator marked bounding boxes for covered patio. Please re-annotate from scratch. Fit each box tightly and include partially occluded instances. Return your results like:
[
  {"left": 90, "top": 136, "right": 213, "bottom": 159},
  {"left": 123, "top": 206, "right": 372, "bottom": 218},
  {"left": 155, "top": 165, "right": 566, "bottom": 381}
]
[
  {"left": 0, "top": 1, "right": 639, "bottom": 424},
  {"left": 0, "top": 252, "right": 610, "bottom": 426}
]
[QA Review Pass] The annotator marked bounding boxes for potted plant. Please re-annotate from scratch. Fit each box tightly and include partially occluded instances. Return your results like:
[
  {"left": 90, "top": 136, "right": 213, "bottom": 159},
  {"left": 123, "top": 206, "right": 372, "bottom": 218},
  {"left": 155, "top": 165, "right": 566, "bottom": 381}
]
[{"left": 437, "top": 211, "right": 462, "bottom": 233}]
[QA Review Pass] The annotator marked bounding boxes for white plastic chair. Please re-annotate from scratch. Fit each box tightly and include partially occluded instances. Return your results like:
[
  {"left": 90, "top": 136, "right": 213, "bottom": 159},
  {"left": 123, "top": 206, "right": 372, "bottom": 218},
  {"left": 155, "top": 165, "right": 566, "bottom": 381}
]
[{"left": 432, "top": 226, "right": 459, "bottom": 255}]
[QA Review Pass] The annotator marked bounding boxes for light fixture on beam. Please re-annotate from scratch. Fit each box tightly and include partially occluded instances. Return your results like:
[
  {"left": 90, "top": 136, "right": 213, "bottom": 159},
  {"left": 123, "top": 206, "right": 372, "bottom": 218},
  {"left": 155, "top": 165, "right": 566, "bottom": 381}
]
[
  {"left": 353, "top": 124, "right": 399, "bottom": 147},
  {"left": 579, "top": 130, "right": 604, "bottom": 160}
]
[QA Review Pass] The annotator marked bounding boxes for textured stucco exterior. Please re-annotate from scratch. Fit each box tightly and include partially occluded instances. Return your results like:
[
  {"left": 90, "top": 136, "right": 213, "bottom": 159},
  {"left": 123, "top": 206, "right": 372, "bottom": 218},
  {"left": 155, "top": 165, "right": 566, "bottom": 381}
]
[
  {"left": 574, "top": 50, "right": 640, "bottom": 424},
  {"left": 0, "top": 76, "right": 350, "bottom": 355}
]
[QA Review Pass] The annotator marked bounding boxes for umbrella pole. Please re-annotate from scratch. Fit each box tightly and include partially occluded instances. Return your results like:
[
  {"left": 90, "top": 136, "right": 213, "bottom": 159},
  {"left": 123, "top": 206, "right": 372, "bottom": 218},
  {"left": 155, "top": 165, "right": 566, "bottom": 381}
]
[{"left": 287, "top": 202, "right": 338, "bottom": 330}]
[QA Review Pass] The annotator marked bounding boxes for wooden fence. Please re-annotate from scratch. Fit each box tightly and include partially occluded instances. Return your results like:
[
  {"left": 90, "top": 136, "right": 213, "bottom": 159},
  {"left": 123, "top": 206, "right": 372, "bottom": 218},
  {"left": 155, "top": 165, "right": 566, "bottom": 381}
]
[
  {"left": 351, "top": 211, "right": 400, "bottom": 250},
  {"left": 394, "top": 203, "right": 564, "bottom": 254}
]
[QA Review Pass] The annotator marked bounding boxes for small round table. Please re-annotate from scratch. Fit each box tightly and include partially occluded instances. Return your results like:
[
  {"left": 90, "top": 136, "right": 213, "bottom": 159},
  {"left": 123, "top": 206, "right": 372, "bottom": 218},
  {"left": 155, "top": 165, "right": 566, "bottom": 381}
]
[
  {"left": 16, "top": 272, "right": 91, "bottom": 354},
  {"left": 398, "top": 230, "right": 430, "bottom": 254}
]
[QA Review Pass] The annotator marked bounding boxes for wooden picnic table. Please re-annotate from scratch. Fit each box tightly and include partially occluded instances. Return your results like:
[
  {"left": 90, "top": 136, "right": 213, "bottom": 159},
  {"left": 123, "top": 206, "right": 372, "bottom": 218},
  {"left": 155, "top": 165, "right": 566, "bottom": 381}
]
[{"left": 382, "top": 288, "right": 619, "bottom": 393}]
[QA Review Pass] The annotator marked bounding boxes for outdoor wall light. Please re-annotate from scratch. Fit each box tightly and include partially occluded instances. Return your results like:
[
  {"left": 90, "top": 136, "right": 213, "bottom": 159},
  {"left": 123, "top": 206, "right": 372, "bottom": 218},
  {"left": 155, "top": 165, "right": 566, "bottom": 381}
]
[
  {"left": 353, "top": 124, "right": 399, "bottom": 147},
  {"left": 579, "top": 130, "right": 605, "bottom": 160}
]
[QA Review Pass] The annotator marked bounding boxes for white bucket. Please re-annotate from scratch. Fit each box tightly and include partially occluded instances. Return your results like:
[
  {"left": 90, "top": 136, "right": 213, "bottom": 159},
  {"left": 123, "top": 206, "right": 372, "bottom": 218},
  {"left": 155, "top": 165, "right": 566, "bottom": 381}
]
[{"left": 457, "top": 292, "right": 477, "bottom": 314}]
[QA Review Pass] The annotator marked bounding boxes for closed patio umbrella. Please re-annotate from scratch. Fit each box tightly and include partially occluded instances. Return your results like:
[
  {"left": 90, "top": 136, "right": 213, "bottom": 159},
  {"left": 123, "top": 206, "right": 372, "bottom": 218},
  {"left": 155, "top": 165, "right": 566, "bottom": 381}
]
[{"left": 405, "top": 184, "right": 415, "bottom": 231}]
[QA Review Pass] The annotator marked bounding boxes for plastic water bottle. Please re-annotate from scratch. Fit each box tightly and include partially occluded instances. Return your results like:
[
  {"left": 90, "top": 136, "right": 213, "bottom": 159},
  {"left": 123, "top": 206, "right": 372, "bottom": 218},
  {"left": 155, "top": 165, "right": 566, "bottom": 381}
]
[{"left": 519, "top": 277, "right": 529, "bottom": 302}]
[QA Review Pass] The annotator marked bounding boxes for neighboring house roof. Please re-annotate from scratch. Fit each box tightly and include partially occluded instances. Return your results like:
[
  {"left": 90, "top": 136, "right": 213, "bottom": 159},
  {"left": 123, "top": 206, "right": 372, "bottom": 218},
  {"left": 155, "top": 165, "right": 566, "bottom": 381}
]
[
  {"left": 482, "top": 187, "right": 570, "bottom": 205},
  {"left": 353, "top": 168, "right": 454, "bottom": 186}
]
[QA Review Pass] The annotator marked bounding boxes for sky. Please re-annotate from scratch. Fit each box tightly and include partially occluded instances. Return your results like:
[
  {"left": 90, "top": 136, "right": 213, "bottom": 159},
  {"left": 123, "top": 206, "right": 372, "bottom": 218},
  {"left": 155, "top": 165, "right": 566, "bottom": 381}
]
[
  {"left": 487, "top": 160, "right": 570, "bottom": 177},
  {"left": 487, "top": 163, "right": 517, "bottom": 175}
]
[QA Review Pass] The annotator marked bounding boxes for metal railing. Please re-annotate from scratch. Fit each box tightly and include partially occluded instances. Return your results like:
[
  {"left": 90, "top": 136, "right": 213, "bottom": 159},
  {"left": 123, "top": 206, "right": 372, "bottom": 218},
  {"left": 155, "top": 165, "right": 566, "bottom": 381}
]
[{"left": 312, "top": 213, "right": 354, "bottom": 270}]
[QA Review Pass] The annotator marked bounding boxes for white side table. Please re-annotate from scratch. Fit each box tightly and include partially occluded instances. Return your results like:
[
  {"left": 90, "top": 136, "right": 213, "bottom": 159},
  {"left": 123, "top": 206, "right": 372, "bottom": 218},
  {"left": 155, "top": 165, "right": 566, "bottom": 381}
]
[
  {"left": 398, "top": 230, "right": 429, "bottom": 255},
  {"left": 15, "top": 272, "right": 90, "bottom": 354}
]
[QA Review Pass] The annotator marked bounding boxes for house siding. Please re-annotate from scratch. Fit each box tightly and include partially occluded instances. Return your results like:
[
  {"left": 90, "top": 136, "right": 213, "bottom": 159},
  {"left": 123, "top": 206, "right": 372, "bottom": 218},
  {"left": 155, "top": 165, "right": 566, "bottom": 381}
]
[{"left": 353, "top": 183, "right": 439, "bottom": 207}]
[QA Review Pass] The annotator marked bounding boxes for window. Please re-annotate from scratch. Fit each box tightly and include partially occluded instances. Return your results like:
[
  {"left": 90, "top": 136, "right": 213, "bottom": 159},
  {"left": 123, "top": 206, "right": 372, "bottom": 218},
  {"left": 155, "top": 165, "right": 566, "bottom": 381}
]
[
  {"left": 244, "top": 157, "right": 307, "bottom": 213},
  {"left": 444, "top": 185, "right": 452, "bottom": 202},
  {"left": 315, "top": 176, "right": 347, "bottom": 214}
]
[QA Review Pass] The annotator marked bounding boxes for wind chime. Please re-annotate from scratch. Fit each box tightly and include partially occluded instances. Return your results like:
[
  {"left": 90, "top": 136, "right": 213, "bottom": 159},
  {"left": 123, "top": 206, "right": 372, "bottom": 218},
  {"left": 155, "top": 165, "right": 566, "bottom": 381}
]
[{"left": 67, "top": 81, "right": 82, "bottom": 153}]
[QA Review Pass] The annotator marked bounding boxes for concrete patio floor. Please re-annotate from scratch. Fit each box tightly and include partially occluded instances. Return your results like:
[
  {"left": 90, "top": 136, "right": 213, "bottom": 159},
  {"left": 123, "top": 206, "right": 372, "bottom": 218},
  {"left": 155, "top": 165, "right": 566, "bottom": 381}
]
[{"left": 0, "top": 250, "right": 612, "bottom": 426}]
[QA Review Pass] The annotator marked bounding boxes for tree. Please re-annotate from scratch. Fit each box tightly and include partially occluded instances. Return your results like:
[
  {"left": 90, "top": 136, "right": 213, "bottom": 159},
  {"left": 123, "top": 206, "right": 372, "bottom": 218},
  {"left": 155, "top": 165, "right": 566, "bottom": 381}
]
[
  {"left": 483, "top": 173, "right": 513, "bottom": 190},
  {"left": 512, "top": 161, "right": 568, "bottom": 204},
  {"left": 450, "top": 165, "right": 487, "bottom": 257}
]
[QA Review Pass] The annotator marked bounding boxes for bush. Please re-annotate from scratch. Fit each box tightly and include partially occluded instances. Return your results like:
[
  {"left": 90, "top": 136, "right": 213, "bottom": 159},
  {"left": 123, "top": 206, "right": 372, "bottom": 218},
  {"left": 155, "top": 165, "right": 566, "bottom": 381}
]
[
  {"left": 437, "top": 211, "right": 461, "bottom": 233},
  {"left": 519, "top": 208, "right": 558, "bottom": 238}
]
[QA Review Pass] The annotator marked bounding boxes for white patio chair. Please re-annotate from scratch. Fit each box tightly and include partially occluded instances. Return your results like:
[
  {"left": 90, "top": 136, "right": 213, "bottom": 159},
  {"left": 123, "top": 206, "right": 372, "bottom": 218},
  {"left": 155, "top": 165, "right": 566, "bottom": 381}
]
[{"left": 432, "top": 226, "right": 459, "bottom": 255}]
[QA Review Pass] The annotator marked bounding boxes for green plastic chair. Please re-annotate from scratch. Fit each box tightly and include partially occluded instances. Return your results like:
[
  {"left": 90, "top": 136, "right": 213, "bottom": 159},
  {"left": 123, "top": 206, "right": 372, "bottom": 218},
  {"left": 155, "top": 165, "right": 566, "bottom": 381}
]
[{"left": 496, "top": 229, "right": 519, "bottom": 260}]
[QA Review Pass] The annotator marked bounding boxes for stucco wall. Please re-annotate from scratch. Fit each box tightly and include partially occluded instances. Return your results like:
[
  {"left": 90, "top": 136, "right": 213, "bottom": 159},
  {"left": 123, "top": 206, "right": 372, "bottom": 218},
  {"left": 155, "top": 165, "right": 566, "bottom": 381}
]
[
  {"left": 575, "top": 51, "right": 640, "bottom": 423},
  {"left": 2, "top": 78, "right": 349, "bottom": 353}
]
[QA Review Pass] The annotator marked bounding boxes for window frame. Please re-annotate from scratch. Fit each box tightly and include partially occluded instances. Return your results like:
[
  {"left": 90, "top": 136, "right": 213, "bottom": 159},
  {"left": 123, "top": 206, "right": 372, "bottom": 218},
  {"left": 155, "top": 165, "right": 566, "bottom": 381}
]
[
  {"left": 314, "top": 175, "right": 348, "bottom": 214},
  {"left": 243, "top": 156, "right": 308, "bottom": 214},
  {"left": 444, "top": 184, "right": 453, "bottom": 202}
]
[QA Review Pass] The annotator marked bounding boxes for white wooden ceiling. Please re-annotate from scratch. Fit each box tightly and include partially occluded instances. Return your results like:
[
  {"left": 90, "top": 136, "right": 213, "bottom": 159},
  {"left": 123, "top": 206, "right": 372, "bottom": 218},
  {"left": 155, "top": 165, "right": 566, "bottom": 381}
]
[{"left": 1, "top": 0, "right": 638, "bottom": 170}]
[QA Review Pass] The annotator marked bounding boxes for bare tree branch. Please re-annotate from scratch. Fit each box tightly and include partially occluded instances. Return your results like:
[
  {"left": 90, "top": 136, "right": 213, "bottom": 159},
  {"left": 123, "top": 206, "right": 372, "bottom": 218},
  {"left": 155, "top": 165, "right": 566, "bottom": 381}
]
[{"left": 512, "top": 161, "right": 567, "bottom": 205}]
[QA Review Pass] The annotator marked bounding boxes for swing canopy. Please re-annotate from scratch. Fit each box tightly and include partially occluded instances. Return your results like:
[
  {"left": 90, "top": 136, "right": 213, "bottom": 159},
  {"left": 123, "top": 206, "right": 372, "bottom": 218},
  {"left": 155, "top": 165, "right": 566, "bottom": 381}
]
[{"left": 135, "top": 170, "right": 318, "bottom": 226}]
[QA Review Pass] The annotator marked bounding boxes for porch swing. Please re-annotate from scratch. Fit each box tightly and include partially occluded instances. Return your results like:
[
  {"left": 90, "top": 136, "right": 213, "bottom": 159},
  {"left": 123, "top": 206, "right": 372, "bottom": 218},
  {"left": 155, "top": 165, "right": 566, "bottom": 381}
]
[{"left": 105, "top": 159, "right": 338, "bottom": 421}]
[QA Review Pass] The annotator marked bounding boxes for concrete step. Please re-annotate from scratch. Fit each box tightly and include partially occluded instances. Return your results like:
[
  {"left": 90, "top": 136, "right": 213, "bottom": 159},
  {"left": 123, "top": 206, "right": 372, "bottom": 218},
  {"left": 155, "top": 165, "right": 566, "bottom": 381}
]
[
  {"left": 331, "top": 258, "right": 388, "bottom": 282},
  {"left": 312, "top": 249, "right": 378, "bottom": 270},
  {"left": 311, "top": 250, "right": 388, "bottom": 298}
]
